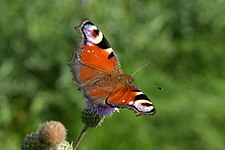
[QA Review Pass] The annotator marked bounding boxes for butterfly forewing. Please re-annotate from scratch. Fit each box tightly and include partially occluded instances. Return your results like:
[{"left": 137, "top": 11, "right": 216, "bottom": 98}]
[
  {"left": 69, "top": 19, "right": 121, "bottom": 104},
  {"left": 106, "top": 84, "right": 156, "bottom": 115},
  {"left": 74, "top": 19, "right": 121, "bottom": 73}
]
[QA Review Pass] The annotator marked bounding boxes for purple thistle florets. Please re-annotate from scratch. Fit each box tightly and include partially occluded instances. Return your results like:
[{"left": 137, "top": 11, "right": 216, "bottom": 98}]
[{"left": 86, "top": 101, "right": 119, "bottom": 117}]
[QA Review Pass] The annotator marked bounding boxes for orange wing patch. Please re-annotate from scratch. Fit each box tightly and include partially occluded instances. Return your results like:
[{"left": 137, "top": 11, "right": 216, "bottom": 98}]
[{"left": 80, "top": 44, "right": 119, "bottom": 73}]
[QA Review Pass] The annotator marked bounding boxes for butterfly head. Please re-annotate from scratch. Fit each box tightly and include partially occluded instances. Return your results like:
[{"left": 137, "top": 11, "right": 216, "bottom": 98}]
[{"left": 114, "top": 74, "right": 132, "bottom": 84}]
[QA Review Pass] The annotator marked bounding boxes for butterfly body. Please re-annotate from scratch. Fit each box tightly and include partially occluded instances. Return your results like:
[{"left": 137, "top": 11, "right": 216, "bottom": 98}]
[{"left": 69, "top": 19, "right": 156, "bottom": 116}]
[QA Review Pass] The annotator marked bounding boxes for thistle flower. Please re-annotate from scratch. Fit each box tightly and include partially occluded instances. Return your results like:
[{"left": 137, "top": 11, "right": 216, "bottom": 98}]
[
  {"left": 73, "top": 106, "right": 115, "bottom": 150},
  {"left": 85, "top": 100, "right": 119, "bottom": 117},
  {"left": 38, "top": 121, "right": 67, "bottom": 147},
  {"left": 81, "top": 107, "right": 105, "bottom": 127},
  {"left": 21, "top": 121, "right": 72, "bottom": 150}
]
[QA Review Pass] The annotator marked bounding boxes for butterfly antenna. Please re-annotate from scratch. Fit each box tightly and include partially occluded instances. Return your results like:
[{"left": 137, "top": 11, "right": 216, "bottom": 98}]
[
  {"left": 151, "top": 84, "right": 163, "bottom": 91},
  {"left": 131, "top": 61, "right": 152, "bottom": 77}
]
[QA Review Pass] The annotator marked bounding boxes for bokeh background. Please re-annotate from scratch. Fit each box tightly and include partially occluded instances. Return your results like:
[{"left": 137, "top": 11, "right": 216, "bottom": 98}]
[{"left": 1, "top": 0, "right": 225, "bottom": 149}]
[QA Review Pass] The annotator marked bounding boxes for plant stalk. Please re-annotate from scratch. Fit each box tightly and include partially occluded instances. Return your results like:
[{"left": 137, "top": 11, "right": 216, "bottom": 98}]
[{"left": 73, "top": 125, "right": 89, "bottom": 150}]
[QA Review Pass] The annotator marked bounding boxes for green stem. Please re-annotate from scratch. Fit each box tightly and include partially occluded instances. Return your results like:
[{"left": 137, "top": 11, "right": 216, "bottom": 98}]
[{"left": 73, "top": 125, "right": 89, "bottom": 150}]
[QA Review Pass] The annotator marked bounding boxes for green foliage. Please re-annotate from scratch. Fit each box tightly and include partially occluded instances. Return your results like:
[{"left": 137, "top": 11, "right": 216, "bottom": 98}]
[{"left": 0, "top": 0, "right": 225, "bottom": 149}]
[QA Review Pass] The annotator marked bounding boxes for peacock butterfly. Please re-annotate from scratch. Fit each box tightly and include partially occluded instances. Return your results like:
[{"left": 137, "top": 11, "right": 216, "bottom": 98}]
[{"left": 69, "top": 19, "right": 156, "bottom": 116}]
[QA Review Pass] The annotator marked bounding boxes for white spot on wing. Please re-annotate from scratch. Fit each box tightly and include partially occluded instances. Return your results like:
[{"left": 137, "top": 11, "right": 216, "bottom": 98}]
[
  {"left": 87, "top": 42, "right": 93, "bottom": 46},
  {"left": 136, "top": 92, "right": 144, "bottom": 95},
  {"left": 106, "top": 48, "right": 113, "bottom": 54},
  {"left": 128, "top": 101, "right": 134, "bottom": 105}
]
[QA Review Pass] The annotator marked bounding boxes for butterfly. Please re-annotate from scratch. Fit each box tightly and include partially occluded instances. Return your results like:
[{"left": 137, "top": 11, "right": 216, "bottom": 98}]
[{"left": 69, "top": 19, "right": 156, "bottom": 116}]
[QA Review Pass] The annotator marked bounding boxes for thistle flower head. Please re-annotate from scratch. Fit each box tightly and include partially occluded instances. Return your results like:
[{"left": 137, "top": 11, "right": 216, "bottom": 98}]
[
  {"left": 80, "top": 101, "right": 119, "bottom": 128},
  {"left": 21, "top": 121, "right": 70, "bottom": 150},
  {"left": 38, "top": 121, "right": 67, "bottom": 147},
  {"left": 81, "top": 108, "right": 104, "bottom": 127},
  {"left": 86, "top": 100, "right": 119, "bottom": 117}
]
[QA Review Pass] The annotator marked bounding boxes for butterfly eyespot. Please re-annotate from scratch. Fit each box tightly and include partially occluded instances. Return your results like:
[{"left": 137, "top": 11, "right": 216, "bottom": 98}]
[
  {"left": 93, "top": 29, "right": 99, "bottom": 36},
  {"left": 141, "top": 103, "right": 152, "bottom": 107},
  {"left": 84, "top": 22, "right": 94, "bottom": 26}
]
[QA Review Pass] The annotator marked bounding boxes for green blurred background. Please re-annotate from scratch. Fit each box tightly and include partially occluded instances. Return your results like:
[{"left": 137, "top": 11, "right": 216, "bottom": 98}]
[{"left": 1, "top": 0, "right": 225, "bottom": 149}]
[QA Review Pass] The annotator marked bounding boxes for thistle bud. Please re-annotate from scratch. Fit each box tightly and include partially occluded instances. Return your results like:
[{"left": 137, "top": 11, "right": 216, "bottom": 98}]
[{"left": 81, "top": 108, "right": 105, "bottom": 127}]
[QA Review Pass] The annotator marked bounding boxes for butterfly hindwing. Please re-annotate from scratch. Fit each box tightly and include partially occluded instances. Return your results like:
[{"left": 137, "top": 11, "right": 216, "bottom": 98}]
[{"left": 70, "top": 58, "right": 111, "bottom": 104}]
